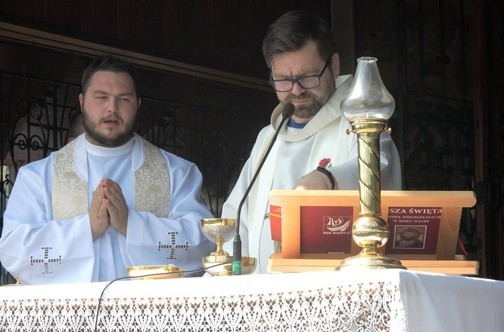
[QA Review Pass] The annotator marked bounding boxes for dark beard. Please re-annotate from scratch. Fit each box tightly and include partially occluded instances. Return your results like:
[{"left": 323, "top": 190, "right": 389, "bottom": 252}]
[
  {"left": 82, "top": 108, "right": 134, "bottom": 147},
  {"left": 285, "top": 93, "right": 324, "bottom": 119},
  {"left": 285, "top": 80, "right": 336, "bottom": 119}
]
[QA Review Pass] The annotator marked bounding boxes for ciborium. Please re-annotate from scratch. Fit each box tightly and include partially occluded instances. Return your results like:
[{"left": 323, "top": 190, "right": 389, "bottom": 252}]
[
  {"left": 338, "top": 56, "right": 405, "bottom": 270},
  {"left": 201, "top": 218, "right": 256, "bottom": 276}
]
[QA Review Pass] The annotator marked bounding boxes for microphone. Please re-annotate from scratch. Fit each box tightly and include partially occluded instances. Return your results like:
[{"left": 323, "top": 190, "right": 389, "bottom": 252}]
[{"left": 232, "top": 103, "right": 295, "bottom": 275}]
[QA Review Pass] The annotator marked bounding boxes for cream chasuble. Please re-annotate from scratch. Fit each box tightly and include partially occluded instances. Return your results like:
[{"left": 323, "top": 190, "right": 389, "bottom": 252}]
[
  {"left": 0, "top": 133, "right": 216, "bottom": 284},
  {"left": 52, "top": 137, "right": 170, "bottom": 220}
]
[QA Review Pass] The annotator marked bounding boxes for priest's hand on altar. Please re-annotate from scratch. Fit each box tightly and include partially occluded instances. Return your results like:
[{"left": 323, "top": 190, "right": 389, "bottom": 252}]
[{"left": 293, "top": 169, "right": 338, "bottom": 190}]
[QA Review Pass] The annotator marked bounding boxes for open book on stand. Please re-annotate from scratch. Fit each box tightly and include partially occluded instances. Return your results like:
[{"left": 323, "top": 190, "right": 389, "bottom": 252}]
[{"left": 268, "top": 190, "right": 478, "bottom": 275}]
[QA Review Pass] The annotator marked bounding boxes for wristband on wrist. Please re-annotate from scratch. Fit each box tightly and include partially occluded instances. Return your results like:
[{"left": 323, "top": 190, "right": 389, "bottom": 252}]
[{"left": 315, "top": 166, "right": 336, "bottom": 190}]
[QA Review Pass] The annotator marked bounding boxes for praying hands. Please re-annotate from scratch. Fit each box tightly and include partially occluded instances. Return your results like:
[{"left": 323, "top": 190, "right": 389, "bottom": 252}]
[{"left": 90, "top": 178, "right": 128, "bottom": 240}]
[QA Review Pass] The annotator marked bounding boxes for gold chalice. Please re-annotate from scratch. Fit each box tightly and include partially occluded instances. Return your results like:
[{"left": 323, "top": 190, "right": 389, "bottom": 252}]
[{"left": 201, "top": 218, "right": 256, "bottom": 276}]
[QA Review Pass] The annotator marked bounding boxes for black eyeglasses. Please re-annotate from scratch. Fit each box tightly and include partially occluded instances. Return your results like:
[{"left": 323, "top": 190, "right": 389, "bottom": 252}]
[{"left": 268, "top": 58, "right": 332, "bottom": 92}]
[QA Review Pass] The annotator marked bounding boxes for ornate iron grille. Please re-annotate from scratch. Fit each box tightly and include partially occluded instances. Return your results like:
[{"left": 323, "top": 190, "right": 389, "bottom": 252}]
[
  {"left": 397, "top": 0, "right": 474, "bottom": 191},
  {"left": 395, "top": 0, "right": 476, "bottom": 259},
  {"left": 0, "top": 71, "right": 265, "bottom": 216}
]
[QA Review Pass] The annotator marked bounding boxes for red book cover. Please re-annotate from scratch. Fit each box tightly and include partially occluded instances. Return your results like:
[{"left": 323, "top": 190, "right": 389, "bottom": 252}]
[
  {"left": 300, "top": 206, "right": 353, "bottom": 254},
  {"left": 384, "top": 207, "right": 442, "bottom": 255},
  {"left": 270, "top": 205, "right": 282, "bottom": 241}
]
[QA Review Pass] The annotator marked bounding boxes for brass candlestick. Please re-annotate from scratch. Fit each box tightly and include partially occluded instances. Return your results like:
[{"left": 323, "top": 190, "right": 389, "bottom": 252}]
[{"left": 338, "top": 57, "right": 405, "bottom": 270}]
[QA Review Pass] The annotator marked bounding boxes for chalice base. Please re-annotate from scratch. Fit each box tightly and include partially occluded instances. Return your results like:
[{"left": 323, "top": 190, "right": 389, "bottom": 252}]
[
  {"left": 338, "top": 251, "right": 406, "bottom": 271},
  {"left": 203, "top": 255, "right": 257, "bottom": 276}
]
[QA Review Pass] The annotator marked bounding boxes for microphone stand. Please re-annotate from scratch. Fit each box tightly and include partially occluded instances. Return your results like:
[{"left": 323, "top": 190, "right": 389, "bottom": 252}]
[{"left": 232, "top": 103, "right": 294, "bottom": 275}]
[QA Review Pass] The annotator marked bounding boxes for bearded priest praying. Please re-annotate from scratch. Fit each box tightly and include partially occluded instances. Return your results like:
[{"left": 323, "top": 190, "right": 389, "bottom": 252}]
[{"left": 0, "top": 56, "right": 215, "bottom": 284}]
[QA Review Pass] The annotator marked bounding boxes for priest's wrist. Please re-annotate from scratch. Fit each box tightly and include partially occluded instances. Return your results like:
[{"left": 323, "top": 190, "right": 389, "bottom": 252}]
[{"left": 315, "top": 166, "right": 336, "bottom": 190}]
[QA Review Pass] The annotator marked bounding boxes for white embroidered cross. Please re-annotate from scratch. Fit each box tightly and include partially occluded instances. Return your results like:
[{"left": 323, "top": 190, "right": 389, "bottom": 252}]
[
  {"left": 158, "top": 232, "right": 189, "bottom": 259},
  {"left": 30, "top": 246, "right": 62, "bottom": 274}
]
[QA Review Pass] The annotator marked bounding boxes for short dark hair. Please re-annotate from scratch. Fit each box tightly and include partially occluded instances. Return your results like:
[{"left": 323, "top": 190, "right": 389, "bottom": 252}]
[
  {"left": 81, "top": 55, "right": 138, "bottom": 95},
  {"left": 262, "top": 11, "right": 337, "bottom": 69}
]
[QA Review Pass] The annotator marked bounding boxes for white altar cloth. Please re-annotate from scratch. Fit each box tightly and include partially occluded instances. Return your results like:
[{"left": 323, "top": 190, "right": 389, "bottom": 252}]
[{"left": 0, "top": 269, "right": 502, "bottom": 331}]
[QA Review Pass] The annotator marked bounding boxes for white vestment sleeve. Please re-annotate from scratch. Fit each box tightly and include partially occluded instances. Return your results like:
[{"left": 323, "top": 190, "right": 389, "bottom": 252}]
[
  {"left": 221, "top": 126, "right": 273, "bottom": 260},
  {"left": 123, "top": 153, "right": 216, "bottom": 276},
  {"left": 0, "top": 159, "right": 96, "bottom": 284},
  {"left": 221, "top": 157, "right": 253, "bottom": 258},
  {"left": 330, "top": 131, "right": 402, "bottom": 190}
]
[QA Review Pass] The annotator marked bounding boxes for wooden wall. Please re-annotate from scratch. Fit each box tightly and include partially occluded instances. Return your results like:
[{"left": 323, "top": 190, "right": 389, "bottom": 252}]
[{"left": 0, "top": 0, "right": 332, "bottom": 79}]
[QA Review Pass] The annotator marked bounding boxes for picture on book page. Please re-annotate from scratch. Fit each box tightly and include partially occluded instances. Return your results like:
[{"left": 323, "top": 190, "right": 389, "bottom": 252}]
[{"left": 384, "top": 207, "right": 441, "bottom": 255}]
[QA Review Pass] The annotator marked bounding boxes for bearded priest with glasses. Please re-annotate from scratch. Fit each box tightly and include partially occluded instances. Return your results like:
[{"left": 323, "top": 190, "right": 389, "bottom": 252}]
[{"left": 221, "top": 10, "right": 402, "bottom": 274}]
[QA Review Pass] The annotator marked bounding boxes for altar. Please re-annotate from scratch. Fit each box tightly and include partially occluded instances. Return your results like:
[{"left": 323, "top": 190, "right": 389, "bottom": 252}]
[{"left": 0, "top": 269, "right": 503, "bottom": 331}]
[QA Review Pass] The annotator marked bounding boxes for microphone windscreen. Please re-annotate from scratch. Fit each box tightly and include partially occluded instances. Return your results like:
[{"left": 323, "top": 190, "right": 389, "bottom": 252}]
[{"left": 281, "top": 103, "right": 295, "bottom": 119}]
